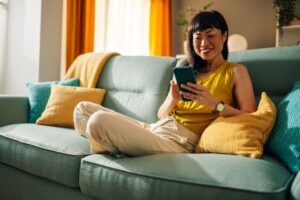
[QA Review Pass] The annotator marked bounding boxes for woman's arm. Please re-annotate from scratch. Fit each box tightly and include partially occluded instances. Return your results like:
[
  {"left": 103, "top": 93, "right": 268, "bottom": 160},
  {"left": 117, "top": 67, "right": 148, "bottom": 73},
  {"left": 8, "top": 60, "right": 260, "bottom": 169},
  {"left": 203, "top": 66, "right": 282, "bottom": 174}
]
[
  {"left": 180, "top": 64, "right": 256, "bottom": 117},
  {"left": 157, "top": 80, "right": 181, "bottom": 119},
  {"left": 224, "top": 64, "right": 257, "bottom": 115}
]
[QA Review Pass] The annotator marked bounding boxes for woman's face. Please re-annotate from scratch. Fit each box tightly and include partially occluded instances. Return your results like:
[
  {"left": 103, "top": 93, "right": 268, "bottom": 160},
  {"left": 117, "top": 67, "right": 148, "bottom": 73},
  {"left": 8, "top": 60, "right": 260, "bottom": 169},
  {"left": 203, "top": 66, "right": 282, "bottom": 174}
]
[{"left": 193, "top": 28, "right": 227, "bottom": 62}]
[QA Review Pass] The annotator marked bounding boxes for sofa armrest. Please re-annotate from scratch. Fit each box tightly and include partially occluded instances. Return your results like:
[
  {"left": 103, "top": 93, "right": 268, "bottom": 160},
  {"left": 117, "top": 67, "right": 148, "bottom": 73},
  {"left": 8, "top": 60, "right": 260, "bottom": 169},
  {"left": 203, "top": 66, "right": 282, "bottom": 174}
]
[{"left": 0, "top": 95, "right": 29, "bottom": 127}]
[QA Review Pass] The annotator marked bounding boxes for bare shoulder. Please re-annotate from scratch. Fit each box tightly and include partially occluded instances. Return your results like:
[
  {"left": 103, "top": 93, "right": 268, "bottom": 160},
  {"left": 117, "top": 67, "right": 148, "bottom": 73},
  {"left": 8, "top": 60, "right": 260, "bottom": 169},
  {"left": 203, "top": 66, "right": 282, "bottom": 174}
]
[
  {"left": 233, "top": 63, "right": 249, "bottom": 75},
  {"left": 232, "top": 63, "right": 251, "bottom": 80},
  {"left": 231, "top": 63, "right": 252, "bottom": 87}
]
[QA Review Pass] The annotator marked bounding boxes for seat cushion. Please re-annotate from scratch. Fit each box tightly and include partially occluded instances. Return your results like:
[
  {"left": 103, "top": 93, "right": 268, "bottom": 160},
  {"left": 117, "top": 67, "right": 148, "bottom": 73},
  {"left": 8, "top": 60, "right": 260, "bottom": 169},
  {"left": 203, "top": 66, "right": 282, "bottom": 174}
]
[
  {"left": 291, "top": 172, "right": 300, "bottom": 200},
  {"left": 79, "top": 153, "right": 293, "bottom": 200},
  {"left": 0, "top": 124, "right": 90, "bottom": 188},
  {"left": 0, "top": 162, "right": 93, "bottom": 200}
]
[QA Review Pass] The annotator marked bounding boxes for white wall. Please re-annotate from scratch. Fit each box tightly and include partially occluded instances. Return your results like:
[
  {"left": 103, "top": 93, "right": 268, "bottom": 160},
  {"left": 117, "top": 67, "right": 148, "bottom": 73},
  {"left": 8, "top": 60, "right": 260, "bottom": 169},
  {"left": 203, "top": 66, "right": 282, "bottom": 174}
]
[
  {"left": 0, "top": 0, "right": 8, "bottom": 93},
  {"left": 1, "top": 0, "right": 63, "bottom": 95},
  {"left": 39, "top": 0, "right": 63, "bottom": 82},
  {"left": 3, "top": 0, "right": 41, "bottom": 94}
]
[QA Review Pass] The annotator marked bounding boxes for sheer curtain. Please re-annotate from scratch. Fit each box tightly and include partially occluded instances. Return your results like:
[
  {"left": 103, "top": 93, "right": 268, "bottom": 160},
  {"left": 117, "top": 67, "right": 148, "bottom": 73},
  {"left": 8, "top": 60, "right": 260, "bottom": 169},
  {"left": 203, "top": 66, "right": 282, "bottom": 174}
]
[
  {"left": 0, "top": 0, "right": 8, "bottom": 93},
  {"left": 94, "top": 0, "right": 150, "bottom": 55}
]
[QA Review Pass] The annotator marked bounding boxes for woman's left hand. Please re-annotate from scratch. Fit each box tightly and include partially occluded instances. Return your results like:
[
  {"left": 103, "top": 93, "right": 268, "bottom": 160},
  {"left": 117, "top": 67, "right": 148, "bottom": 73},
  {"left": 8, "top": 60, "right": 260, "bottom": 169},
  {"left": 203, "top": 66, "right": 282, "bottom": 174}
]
[{"left": 180, "top": 82, "right": 219, "bottom": 109}]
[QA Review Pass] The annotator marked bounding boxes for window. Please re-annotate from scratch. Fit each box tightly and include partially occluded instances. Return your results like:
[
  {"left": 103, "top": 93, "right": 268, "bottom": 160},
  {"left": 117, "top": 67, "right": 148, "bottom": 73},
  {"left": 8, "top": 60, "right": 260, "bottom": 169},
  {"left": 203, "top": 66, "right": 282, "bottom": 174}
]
[{"left": 94, "top": 0, "right": 150, "bottom": 55}]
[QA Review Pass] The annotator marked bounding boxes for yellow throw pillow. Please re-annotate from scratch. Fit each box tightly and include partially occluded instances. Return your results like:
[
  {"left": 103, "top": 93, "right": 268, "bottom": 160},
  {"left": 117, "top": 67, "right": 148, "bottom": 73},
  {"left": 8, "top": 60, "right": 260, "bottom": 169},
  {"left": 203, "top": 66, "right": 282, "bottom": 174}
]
[
  {"left": 194, "top": 92, "right": 276, "bottom": 158},
  {"left": 37, "top": 85, "right": 105, "bottom": 128}
]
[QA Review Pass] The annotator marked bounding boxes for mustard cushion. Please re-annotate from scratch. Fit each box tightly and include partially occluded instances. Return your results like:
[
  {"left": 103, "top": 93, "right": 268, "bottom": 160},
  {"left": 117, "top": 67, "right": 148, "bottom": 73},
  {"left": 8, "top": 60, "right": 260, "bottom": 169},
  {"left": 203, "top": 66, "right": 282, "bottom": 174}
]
[
  {"left": 37, "top": 85, "right": 105, "bottom": 128},
  {"left": 195, "top": 92, "right": 276, "bottom": 158},
  {"left": 26, "top": 78, "right": 80, "bottom": 123}
]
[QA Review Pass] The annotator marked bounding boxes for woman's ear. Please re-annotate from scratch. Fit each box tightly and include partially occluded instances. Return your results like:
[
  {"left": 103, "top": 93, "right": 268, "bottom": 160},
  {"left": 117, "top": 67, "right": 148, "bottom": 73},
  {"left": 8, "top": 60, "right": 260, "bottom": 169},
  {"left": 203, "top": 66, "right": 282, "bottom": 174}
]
[{"left": 223, "top": 31, "right": 228, "bottom": 42}]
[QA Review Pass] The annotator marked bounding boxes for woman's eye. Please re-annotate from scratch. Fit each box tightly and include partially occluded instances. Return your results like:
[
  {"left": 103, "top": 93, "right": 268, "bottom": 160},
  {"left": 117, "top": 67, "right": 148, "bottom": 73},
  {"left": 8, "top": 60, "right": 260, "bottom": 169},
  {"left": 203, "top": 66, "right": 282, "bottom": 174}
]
[{"left": 208, "top": 35, "right": 215, "bottom": 38}]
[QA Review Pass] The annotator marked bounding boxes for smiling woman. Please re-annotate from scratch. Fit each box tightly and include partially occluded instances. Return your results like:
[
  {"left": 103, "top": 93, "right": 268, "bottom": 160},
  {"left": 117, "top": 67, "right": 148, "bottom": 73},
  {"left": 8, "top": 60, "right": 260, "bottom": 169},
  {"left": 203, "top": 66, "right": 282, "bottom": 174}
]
[
  {"left": 73, "top": 10, "right": 258, "bottom": 157},
  {"left": 168, "top": 10, "right": 257, "bottom": 134}
]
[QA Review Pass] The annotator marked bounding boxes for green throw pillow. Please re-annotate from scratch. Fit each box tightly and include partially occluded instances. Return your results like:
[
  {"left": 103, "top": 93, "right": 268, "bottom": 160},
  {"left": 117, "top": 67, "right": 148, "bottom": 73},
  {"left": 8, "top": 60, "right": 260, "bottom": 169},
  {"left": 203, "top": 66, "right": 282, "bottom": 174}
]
[
  {"left": 266, "top": 81, "right": 300, "bottom": 173},
  {"left": 26, "top": 78, "right": 80, "bottom": 123}
]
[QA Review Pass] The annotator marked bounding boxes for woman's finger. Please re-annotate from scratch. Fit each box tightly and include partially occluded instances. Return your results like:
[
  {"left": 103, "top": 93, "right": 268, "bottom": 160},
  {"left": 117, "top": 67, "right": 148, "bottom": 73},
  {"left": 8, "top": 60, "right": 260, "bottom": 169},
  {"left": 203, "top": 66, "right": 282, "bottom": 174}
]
[
  {"left": 181, "top": 84, "right": 201, "bottom": 94},
  {"left": 186, "top": 82, "right": 206, "bottom": 90},
  {"left": 180, "top": 91, "right": 199, "bottom": 99}
]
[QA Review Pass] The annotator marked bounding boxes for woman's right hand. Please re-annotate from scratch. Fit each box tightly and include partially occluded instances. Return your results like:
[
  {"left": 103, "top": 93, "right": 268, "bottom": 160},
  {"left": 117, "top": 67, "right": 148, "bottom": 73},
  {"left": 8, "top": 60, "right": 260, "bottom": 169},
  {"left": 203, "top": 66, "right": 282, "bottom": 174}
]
[
  {"left": 169, "top": 80, "right": 181, "bottom": 103},
  {"left": 157, "top": 80, "right": 181, "bottom": 119}
]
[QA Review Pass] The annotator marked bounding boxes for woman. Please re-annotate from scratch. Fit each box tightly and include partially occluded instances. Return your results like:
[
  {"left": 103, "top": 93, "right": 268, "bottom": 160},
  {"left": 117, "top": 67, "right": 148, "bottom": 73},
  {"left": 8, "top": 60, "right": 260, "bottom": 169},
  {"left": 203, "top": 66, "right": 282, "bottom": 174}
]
[{"left": 74, "top": 10, "right": 256, "bottom": 156}]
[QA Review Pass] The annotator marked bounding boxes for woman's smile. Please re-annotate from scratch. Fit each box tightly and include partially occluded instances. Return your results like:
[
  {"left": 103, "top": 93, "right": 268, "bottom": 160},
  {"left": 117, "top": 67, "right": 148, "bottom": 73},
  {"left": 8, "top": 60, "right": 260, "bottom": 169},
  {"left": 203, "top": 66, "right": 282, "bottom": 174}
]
[{"left": 201, "top": 48, "right": 213, "bottom": 54}]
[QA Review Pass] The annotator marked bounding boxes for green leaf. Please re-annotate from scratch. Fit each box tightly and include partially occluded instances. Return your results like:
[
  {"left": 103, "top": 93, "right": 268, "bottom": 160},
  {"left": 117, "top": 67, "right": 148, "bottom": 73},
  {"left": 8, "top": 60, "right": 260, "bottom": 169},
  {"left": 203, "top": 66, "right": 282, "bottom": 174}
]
[{"left": 203, "top": 2, "right": 214, "bottom": 10}]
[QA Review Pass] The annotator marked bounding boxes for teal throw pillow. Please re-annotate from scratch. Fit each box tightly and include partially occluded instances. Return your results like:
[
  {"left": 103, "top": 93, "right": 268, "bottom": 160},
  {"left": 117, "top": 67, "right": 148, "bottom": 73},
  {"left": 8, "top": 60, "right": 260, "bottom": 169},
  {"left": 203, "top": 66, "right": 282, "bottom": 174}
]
[
  {"left": 26, "top": 78, "right": 80, "bottom": 123},
  {"left": 266, "top": 81, "right": 300, "bottom": 173}
]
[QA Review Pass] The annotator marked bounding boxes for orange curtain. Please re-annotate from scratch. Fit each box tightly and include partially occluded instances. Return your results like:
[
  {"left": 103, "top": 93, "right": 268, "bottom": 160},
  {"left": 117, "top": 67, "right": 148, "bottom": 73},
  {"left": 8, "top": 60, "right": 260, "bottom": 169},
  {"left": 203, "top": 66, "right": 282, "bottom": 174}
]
[
  {"left": 149, "top": 0, "right": 172, "bottom": 56},
  {"left": 66, "top": 0, "right": 95, "bottom": 72}
]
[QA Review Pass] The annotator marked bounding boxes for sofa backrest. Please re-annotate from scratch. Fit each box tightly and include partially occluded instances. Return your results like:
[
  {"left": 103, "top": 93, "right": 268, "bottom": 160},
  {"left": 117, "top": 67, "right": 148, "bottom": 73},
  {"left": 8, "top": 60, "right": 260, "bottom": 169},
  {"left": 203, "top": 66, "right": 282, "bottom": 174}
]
[
  {"left": 228, "top": 46, "right": 300, "bottom": 105},
  {"left": 97, "top": 56, "right": 177, "bottom": 123},
  {"left": 97, "top": 46, "right": 300, "bottom": 123}
]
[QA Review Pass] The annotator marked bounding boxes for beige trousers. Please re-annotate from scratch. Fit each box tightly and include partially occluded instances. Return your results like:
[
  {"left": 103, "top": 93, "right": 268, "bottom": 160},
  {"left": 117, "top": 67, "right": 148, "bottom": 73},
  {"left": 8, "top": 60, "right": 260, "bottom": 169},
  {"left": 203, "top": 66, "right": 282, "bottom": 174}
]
[{"left": 74, "top": 102, "right": 199, "bottom": 156}]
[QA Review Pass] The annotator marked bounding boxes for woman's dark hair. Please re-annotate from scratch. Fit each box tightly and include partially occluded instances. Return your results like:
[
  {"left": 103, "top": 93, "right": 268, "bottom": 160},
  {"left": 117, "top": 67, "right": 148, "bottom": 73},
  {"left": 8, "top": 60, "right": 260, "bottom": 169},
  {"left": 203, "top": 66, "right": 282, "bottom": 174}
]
[{"left": 186, "top": 10, "right": 229, "bottom": 73}]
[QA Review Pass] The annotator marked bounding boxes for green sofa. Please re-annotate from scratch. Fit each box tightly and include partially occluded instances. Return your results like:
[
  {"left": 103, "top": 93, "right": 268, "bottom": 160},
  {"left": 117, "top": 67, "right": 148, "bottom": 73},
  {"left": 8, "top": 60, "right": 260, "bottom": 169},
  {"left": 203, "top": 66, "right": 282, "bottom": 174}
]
[{"left": 0, "top": 46, "right": 300, "bottom": 200}]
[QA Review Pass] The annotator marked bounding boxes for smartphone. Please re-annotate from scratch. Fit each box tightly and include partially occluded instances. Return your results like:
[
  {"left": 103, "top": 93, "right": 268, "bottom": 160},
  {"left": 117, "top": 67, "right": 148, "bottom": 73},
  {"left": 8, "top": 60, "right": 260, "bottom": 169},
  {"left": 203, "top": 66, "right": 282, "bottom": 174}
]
[{"left": 173, "top": 66, "right": 197, "bottom": 101}]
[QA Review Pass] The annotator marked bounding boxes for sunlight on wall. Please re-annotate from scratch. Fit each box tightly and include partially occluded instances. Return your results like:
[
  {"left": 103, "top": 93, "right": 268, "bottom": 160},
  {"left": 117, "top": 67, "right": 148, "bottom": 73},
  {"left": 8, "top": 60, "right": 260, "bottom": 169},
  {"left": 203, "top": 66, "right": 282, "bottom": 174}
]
[
  {"left": 4, "top": 0, "right": 41, "bottom": 94},
  {"left": 0, "top": 0, "right": 8, "bottom": 93},
  {"left": 23, "top": 0, "right": 41, "bottom": 68}
]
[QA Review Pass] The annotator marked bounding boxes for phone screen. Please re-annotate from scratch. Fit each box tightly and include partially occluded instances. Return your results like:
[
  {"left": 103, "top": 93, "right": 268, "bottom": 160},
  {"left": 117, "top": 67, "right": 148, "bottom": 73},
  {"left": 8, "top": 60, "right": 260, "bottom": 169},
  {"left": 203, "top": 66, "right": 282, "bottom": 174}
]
[{"left": 173, "top": 66, "right": 196, "bottom": 101}]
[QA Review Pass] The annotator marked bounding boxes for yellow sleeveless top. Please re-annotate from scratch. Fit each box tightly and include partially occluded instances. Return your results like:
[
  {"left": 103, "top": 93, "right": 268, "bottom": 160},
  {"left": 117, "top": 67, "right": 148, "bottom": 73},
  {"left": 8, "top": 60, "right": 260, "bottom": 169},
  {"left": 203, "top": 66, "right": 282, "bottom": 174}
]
[{"left": 172, "top": 61, "right": 235, "bottom": 135}]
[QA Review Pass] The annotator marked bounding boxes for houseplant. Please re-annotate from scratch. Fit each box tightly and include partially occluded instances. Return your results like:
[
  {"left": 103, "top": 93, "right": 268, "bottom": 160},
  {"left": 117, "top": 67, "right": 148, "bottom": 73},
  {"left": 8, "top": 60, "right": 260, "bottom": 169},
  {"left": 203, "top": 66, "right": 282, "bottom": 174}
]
[
  {"left": 176, "top": 1, "right": 213, "bottom": 41},
  {"left": 273, "top": 0, "right": 297, "bottom": 37}
]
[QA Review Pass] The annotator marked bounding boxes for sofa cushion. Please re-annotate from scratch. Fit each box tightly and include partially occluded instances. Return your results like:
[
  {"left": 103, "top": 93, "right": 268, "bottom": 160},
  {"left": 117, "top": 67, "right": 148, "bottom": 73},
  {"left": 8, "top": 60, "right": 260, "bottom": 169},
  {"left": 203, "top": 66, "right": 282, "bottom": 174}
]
[
  {"left": 291, "top": 172, "right": 300, "bottom": 200},
  {"left": 266, "top": 81, "right": 300, "bottom": 173},
  {"left": 37, "top": 85, "right": 105, "bottom": 128},
  {"left": 97, "top": 56, "right": 177, "bottom": 123},
  {"left": 26, "top": 77, "right": 80, "bottom": 123},
  {"left": 196, "top": 92, "right": 276, "bottom": 158},
  {"left": 79, "top": 153, "right": 293, "bottom": 200},
  {"left": 0, "top": 124, "right": 90, "bottom": 188},
  {"left": 0, "top": 162, "right": 92, "bottom": 200}
]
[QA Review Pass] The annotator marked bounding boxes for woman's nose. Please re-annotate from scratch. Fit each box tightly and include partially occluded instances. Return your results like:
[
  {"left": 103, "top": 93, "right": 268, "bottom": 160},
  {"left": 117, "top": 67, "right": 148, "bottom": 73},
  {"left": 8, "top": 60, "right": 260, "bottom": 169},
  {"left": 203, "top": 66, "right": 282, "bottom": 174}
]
[{"left": 200, "top": 37, "right": 209, "bottom": 47}]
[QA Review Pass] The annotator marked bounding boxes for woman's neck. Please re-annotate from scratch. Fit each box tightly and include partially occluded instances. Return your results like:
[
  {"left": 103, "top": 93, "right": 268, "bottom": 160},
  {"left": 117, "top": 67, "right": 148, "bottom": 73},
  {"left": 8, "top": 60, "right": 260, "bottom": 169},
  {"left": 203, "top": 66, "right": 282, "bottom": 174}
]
[{"left": 206, "top": 56, "right": 225, "bottom": 72}]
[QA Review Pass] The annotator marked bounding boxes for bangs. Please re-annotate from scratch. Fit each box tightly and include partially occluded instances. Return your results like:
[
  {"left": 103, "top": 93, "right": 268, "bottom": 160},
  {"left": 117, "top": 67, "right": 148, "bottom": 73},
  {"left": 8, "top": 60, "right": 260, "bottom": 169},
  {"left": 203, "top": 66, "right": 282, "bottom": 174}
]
[{"left": 188, "top": 11, "right": 226, "bottom": 34}]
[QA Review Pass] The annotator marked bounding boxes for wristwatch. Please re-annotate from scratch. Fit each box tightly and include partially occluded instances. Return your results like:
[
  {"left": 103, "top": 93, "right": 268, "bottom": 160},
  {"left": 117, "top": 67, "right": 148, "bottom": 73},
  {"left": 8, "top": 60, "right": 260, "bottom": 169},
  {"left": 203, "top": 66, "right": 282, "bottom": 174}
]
[{"left": 212, "top": 101, "right": 225, "bottom": 113}]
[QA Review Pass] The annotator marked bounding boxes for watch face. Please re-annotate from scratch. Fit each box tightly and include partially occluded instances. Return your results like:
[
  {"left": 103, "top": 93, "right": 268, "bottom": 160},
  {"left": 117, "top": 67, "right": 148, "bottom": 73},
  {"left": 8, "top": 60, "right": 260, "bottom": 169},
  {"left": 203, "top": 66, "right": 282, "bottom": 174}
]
[{"left": 217, "top": 102, "right": 225, "bottom": 112}]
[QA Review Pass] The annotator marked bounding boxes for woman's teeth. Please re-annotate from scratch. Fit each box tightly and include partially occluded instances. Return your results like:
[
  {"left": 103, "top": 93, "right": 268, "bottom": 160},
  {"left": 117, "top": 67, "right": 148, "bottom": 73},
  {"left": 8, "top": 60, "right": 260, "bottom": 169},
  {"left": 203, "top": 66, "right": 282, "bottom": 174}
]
[{"left": 201, "top": 48, "right": 212, "bottom": 53}]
